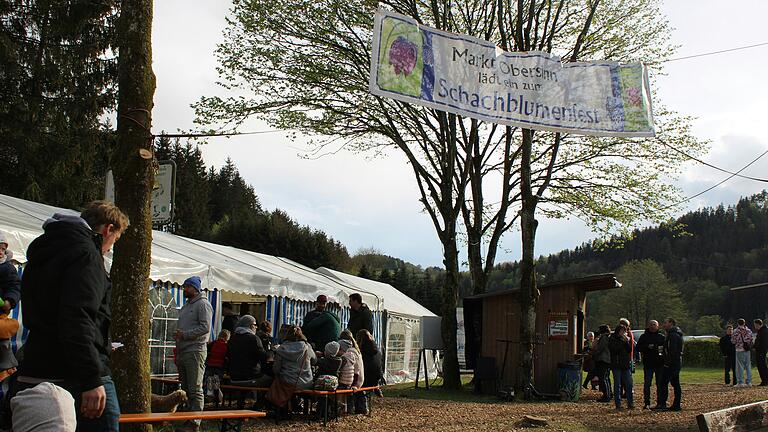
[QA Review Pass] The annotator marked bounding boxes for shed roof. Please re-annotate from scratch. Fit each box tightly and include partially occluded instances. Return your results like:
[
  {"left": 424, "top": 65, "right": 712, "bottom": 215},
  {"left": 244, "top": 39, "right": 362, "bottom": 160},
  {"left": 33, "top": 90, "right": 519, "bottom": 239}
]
[
  {"left": 464, "top": 273, "right": 621, "bottom": 300},
  {"left": 729, "top": 282, "right": 768, "bottom": 292}
]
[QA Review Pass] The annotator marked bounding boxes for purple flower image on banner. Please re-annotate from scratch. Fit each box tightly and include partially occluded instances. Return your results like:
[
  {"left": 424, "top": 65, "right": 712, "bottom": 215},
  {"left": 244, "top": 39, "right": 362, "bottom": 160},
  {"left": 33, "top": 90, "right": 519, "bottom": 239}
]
[{"left": 389, "top": 36, "right": 418, "bottom": 76}]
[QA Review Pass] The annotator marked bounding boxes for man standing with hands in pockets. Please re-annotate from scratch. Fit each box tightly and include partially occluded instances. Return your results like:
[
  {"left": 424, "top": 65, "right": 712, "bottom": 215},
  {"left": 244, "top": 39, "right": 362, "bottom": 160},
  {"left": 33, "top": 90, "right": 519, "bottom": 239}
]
[{"left": 175, "top": 276, "right": 212, "bottom": 431}]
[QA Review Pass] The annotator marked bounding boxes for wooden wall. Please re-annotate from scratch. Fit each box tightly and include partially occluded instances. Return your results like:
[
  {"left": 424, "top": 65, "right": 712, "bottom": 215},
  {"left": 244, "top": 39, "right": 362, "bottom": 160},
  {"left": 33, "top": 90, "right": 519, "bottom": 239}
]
[{"left": 480, "top": 284, "right": 586, "bottom": 394}]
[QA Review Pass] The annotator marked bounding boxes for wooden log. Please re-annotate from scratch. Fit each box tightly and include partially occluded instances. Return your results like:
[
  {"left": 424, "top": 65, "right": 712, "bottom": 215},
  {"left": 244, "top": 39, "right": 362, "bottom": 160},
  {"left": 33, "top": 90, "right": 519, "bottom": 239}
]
[{"left": 697, "top": 400, "right": 768, "bottom": 432}]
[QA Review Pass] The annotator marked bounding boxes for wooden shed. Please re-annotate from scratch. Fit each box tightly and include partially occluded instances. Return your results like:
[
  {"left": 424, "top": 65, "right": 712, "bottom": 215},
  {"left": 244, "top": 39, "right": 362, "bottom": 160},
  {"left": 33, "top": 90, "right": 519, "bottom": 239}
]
[{"left": 462, "top": 274, "right": 620, "bottom": 395}]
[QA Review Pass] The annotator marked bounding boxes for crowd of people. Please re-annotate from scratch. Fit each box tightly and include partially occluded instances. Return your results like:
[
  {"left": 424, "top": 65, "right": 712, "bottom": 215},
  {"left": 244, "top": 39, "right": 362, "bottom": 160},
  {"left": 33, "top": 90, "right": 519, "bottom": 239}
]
[
  {"left": 197, "top": 293, "right": 384, "bottom": 422},
  {"left": 718, "top": 318, "right": 768, "bottom": 387},
  {"left": 0, "top": 199, "right": 766, "bottom": 430},
  {"left": 582, "top": 318, "right": 683, "bottom": 411},
  {"left": 582, "top": 315, "right": 768, "bottom": 413}
]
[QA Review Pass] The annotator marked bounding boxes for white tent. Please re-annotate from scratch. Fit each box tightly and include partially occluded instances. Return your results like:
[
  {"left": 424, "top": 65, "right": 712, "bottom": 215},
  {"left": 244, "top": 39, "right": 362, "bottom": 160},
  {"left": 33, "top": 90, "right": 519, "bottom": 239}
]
[
  {"left": 318, "top": 268, "right": 438, "bottom": 383},
  {"left": 0, "top": 193, "right": 437, "bottom": 382}
]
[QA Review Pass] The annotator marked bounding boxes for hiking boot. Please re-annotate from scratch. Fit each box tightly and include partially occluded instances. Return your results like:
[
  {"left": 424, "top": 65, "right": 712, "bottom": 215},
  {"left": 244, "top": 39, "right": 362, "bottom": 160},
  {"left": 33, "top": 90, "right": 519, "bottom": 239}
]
[
  {"left": 668, "top": 405, "right": 681, "bottom": 412},
  {"left": 651, "top": 405, "right": 666, "bottom": 411},
  {"left": 615, "top": 405, "right": 623, "bottom": 411}
]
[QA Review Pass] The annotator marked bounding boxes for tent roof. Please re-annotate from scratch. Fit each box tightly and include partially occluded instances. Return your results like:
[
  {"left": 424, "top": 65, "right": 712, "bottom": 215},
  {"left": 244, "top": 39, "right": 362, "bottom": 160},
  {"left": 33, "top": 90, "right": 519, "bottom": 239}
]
[
  {"left": 0, "top": 194, "right": 358, "bottom": 304},
  {"left": 317, "top": 267, "right": 436, "bottom": 318}
]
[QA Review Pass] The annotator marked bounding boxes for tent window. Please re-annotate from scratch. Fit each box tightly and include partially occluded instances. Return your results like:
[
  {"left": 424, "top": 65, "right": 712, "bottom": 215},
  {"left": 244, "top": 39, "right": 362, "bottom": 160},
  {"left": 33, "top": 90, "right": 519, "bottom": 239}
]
[{"left": 149, "top": 284, "right": 180, "bottom": 377}]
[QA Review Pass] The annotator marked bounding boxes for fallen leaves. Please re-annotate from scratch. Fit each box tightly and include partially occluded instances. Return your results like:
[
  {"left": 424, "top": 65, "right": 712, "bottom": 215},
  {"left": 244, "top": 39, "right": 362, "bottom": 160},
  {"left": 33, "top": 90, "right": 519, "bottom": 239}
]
[{"left": 233, "top": 383, "right": 766, "bottom": 431}]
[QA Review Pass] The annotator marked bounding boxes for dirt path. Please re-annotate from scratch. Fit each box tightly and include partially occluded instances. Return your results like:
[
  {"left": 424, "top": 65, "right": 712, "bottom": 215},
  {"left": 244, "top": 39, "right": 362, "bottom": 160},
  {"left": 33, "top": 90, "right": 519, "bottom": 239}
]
[{"left": 234, "top": 384, "right": 766, "bottom": 431}]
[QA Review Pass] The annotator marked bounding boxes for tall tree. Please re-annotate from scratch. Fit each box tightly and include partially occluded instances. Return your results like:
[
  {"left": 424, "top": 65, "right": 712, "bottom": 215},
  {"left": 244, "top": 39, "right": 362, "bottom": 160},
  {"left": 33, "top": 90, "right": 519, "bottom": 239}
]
[
  {"left": 196, "top": 0, "right": 704, "bottom": 389},
  {"left": 0, "top": 0, "right": 117, "bottom": 207},
  {"left": 588, "top": 259, "right": 687, "bottom": 330},
  {"left": 109, "top": 0, "right": 155, "bottom": 427}
]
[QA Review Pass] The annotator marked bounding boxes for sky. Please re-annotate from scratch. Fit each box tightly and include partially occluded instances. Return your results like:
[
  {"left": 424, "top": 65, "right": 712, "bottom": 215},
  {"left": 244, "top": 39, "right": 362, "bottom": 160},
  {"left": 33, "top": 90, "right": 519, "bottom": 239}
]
[{"left": 150, "top": 1, "right": 768, "bottom": 268}]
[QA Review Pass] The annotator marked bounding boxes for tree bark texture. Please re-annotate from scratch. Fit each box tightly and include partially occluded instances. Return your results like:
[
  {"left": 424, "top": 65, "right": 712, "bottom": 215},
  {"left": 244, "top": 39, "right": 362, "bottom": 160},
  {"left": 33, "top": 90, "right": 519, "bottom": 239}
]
[
  {"left": 110, "top": 0, "right": 156, "bottom": 429},
  {"left": 438, "top": 113, "right": 462, "bottom": 390},
  {"left": 517, "top": 128, "right": 539, "bottom": 397}
]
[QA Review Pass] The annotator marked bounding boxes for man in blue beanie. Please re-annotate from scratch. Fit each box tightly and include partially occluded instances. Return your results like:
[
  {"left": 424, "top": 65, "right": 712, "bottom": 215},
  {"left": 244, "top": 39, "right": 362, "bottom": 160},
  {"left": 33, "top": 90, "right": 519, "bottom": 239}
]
[{"left": 175, "top": 276, "right": 212, "bottom": 431}]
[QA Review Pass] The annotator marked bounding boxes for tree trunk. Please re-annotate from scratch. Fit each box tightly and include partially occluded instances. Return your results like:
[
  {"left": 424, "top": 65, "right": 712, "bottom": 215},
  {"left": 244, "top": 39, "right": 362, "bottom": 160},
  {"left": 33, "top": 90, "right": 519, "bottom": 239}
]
[
  {"left": 517, "top": 128, "right": 539, "bottom": 397},
  {"left": 440, "top": 228, "right": 462, "bottom": 389},
  {"left": 110, "top": 0, "right": 156, "bottom": 429}
]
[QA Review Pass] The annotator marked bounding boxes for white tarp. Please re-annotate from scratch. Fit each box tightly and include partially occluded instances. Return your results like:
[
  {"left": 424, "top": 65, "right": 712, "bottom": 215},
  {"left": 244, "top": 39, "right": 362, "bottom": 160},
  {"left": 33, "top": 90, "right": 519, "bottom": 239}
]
[
  {"left": 370, "top": 9, "right": 655, "bottom": 137},
  {"left": 317, "top": 267, "right": 435, "bottom": 318},
  {"left": 0, "top": 194, "right": 343, "bottom": 303},
  {"left": 0, "top": 194, "right": 430, "bottom": 314}
]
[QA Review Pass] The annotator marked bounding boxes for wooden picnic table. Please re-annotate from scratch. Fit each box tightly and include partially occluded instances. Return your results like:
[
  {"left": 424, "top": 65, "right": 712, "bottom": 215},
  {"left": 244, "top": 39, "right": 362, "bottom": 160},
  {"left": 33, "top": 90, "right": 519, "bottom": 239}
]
[{"left": 120, "top": 409, "right": 265, "bottom": 432}]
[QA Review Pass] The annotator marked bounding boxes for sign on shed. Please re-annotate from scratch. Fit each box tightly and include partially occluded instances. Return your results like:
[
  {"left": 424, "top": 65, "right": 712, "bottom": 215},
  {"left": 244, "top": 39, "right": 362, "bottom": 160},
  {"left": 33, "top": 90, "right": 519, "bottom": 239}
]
[{"left": 105, "top": 160, "right": 176, "bottom": 224}]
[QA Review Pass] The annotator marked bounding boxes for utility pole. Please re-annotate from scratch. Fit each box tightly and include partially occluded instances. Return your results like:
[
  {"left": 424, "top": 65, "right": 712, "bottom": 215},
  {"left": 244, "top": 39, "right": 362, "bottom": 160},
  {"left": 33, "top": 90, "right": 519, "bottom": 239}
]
[{"left": 111, "top": 0, "right": 156, "bottom": 430}]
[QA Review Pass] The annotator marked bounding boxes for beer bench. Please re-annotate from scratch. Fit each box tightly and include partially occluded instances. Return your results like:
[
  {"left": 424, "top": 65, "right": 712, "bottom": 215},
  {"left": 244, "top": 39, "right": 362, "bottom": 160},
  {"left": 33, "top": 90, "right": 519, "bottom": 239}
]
[{"left": 119, "top": 409, "right": 265, "bottom": 432}]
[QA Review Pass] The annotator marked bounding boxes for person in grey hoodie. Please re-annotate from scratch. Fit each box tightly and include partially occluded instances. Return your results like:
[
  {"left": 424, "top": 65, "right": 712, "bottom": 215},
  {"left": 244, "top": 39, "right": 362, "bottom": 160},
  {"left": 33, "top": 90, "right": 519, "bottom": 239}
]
[
  {"left": 273, "top": 326, "right": 316, "bottom": 391},
  {"left": 174, "top": 276, "right": 212, "bottom": 429}
]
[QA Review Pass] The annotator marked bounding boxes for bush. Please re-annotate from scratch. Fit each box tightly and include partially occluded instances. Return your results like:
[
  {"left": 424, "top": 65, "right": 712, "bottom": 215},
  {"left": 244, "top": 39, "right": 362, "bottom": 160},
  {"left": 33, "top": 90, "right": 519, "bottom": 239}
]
[{"left": 683, "top": 340, "right": 722, "bottom": 367}]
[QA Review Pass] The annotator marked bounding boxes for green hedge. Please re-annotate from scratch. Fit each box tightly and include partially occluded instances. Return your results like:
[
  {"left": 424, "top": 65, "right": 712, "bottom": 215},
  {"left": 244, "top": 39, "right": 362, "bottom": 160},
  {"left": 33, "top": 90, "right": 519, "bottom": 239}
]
[{"left": 683, "top": 340, "right": 722, "bottom": 367}]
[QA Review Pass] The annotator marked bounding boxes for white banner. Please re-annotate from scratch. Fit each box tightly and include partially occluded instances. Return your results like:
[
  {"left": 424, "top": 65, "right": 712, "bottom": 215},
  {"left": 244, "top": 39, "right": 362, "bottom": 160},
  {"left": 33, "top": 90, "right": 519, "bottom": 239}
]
[{"left": 369, "top": 9, "right": 655, "bottom": 137}]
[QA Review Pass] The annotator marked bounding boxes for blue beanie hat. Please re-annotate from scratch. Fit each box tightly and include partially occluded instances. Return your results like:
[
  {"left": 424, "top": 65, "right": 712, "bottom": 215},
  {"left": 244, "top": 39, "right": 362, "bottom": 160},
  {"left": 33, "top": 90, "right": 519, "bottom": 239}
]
[{"left": 183, "top": 276, "right": 202, "bottom": 292}]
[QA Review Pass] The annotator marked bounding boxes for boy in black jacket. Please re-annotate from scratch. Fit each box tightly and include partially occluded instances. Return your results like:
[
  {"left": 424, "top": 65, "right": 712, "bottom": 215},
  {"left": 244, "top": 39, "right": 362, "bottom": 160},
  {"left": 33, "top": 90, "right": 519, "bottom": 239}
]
[
  {"left": 719, "top": 325, "right": 736, "bottom": 385},
  {"left": 12, "top": 202, "right": 129, "bottom": 431},
  {"left": 656, "top": 318, "right": 684, "bottom": 411}
]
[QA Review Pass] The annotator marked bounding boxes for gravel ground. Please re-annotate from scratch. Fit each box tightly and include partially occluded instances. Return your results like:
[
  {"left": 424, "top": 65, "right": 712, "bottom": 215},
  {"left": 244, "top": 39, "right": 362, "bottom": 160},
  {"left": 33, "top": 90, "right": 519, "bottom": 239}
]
[{"left": 217, "top": 383, "right": 766, "bottom": 431}]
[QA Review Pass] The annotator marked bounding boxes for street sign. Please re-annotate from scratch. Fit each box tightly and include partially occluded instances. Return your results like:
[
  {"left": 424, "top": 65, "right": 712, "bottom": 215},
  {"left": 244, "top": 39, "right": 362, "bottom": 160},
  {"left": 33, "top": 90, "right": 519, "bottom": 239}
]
[{"left": 105, "top": 160, "right": 176, "bottom": 225}]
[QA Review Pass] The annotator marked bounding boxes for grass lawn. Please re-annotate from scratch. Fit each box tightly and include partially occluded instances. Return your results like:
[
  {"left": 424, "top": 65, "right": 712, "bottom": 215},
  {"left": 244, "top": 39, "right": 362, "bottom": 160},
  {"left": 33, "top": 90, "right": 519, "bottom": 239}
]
[
  {"left": 680, "top": 366, "right": 761, "bottom": 384},
  {"left": 383, "top": 366, "right": 760, "bottom": 401}
]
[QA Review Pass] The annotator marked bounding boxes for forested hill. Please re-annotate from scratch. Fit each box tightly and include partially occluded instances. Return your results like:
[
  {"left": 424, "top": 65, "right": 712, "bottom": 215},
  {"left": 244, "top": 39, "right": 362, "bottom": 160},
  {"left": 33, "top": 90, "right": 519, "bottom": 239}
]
[
  {"left": 484, "top": 191, "right": 768, "bottom": 332},
  {"left": 488, "top": 190, "right": 768, "bottom": 292}
]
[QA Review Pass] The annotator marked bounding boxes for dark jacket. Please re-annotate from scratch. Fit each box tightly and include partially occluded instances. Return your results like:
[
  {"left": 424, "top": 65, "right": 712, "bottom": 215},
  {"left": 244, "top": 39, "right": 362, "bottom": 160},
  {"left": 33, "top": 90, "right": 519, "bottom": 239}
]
[
  {"left": 593, "top": 333, "right": 611, "bottom": 364},
  {"left": 719, "top": 334, "right": 736, "bottom": 357},
  {"left": 636, "top": 329, "right": 665, "bottom": 369},
  {"left": 663, "top": 326, "right": 684, "bottom": 369},
  {"left": 348, "top": 304, "right": 374, "bottom": 336},
  {"left": 221, "top": 314, "right": 240, "bottom": 333},
  {"left": 301, "top": 310, "right": 340, "bottom": 350},
  {"left": 19, "top": 215, "right": 111, "bottom": 391},
  {"left": 316, "top": 355, "right": 343, "bottom": 377},
  {"left": 360, "top": 341, "right": 383, "bottom": 387},
  {"left": 609, "top": 332, "right": 632, "bottom": 370},
  {"left": 256, "top": 329, "right": 273, "bottom": 352},
  {"left": 755, "top": 326, "right": 768, "bottom": 353},
  {"left": 0, "top": 257, "right": 20, "bottom": 309},
  {"left": 227, "top": 329, "right": 267, "bottom": 381}
]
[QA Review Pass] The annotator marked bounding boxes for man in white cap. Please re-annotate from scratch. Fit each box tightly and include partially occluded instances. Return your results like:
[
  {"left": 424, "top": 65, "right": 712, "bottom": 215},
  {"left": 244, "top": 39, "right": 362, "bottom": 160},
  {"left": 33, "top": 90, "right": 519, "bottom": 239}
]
[
  {"left": 175, "top": 276, "right": 212, "bottom": 431},
  {"left": 0, "top": 230, "right": 20, "bottom": 314}
]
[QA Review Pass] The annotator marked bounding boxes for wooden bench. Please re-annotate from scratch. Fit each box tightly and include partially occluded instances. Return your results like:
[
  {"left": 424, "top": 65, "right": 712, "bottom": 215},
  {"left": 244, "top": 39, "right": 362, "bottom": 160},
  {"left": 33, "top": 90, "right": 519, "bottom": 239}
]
[
  {"left": 219, "top": 384, "right": 380, "bottom": 426},
  {"left": 120, "top": 409, "right": 265, "bottom": 432}
]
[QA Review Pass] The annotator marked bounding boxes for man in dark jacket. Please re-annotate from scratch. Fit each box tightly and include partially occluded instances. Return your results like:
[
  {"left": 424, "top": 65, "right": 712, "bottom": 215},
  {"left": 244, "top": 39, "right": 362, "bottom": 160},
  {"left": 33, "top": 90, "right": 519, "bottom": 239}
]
[
  {"left": 347, "top": 293, "right": 373, "bottom": 336},
  {"left": 754, "top": 319, "right": 768, "bottom": 386},
  {"left": 14, "top": 202, "right": 129, "bottom": 431},
  {"left": 636, "top": 320, "right": 665, "bottom": 409},
  {"left": 719, "top": 325, "right": 737, "bottom": 385},
  {"left": 302, "top": 295, "right": 341, "bottom": 350},
  {"left": 656, "top": 318, "right": 684, "bottom": 411},
  {"left": 0, "top": 231, "right": 20, "bottom": 314}
]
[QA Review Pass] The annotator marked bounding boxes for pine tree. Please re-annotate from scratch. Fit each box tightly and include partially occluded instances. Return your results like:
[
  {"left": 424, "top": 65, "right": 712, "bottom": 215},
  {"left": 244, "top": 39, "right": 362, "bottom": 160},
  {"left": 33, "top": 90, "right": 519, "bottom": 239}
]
[
  {"left": 357, "top": 264, "right": 372, "bottom": 279},
  {"left": 0, "top": 0, "right": 118, "bottom": 208}
]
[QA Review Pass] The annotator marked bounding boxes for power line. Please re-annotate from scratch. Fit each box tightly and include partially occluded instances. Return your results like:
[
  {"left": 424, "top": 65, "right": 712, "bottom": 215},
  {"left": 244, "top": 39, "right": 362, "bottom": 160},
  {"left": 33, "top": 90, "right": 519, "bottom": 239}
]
[
  {"left": 663, "top": 149, "right": 768, "bottom": 210},
  {"left": 154, "top": 130, "right": 287, "bottom": 139},
  {"left": 657, "top": 41, "right": 768, "bottom": 64},
  {"left": 659, "top": 140, "right": 768, "bottom": 183}
]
